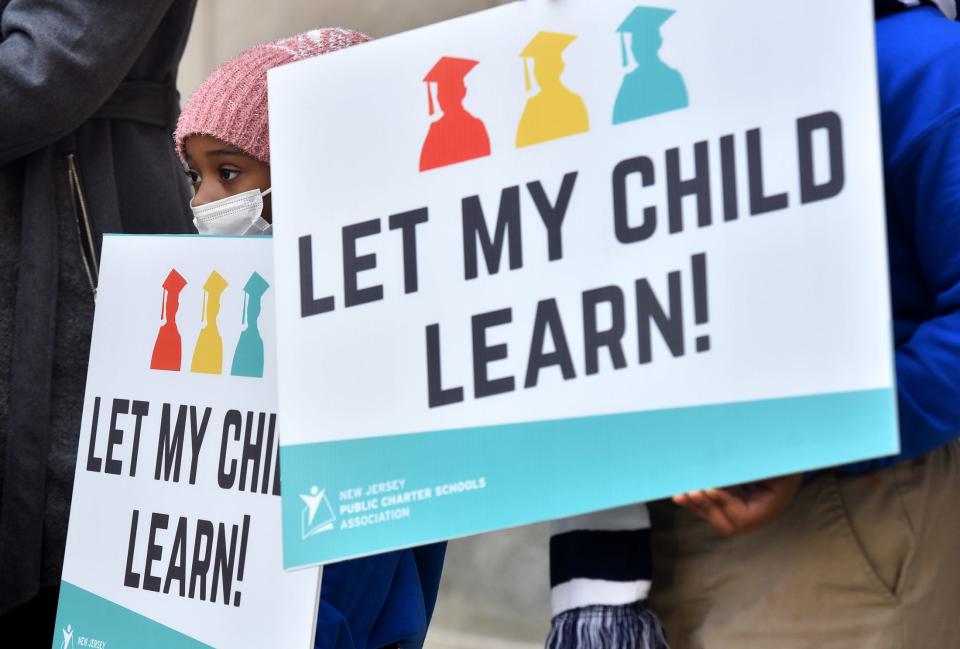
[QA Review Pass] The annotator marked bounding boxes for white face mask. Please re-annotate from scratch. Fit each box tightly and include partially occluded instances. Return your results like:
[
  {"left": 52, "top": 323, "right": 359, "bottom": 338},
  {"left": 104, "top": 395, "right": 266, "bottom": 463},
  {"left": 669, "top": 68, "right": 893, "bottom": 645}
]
[{"left": 192, "top": 187, "right": 273, "bottom": 236}]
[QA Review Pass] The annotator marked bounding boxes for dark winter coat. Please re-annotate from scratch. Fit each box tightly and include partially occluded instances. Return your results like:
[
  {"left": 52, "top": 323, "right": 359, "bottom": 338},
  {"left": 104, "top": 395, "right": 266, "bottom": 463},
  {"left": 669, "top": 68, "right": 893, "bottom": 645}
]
[{"left": 0, "top": 0, "right": 197, "bottom": 613}]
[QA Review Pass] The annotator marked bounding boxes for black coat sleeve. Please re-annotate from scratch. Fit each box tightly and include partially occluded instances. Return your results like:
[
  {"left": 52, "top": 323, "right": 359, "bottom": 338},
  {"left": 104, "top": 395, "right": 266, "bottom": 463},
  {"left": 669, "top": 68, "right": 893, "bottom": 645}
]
[{"left": 0, "top": 0, "right": 178, "bottom": 163}]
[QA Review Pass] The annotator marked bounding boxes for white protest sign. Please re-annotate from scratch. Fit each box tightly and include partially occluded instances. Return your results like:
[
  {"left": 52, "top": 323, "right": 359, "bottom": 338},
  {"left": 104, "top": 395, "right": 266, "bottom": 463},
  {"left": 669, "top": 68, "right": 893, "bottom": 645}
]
[
  {"left": 54, "top": 235, "right": 319, "bottom": 648},
  {"left": 268, "top": 0, "right": 897, "bottom": 568}
]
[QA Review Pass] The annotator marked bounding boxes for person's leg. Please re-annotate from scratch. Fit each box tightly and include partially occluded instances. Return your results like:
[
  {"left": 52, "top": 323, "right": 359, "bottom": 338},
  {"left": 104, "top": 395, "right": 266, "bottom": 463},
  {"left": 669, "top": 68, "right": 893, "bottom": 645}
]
[
  {"left": 865, "top": 440, "right": 960, "bottom": 646},
  {"left": 648, "top": 443, "right": 960, "bottom": 649}
]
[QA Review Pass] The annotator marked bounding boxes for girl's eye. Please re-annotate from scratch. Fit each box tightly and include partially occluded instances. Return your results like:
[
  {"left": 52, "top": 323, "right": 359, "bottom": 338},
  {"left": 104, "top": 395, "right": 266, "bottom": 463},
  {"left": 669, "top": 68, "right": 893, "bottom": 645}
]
[
  {"left": 219, "top": 168, "right": 240, "bottom": 182},
  {"left": 185, "top": 169, "right": 200, "bottom": 184}
]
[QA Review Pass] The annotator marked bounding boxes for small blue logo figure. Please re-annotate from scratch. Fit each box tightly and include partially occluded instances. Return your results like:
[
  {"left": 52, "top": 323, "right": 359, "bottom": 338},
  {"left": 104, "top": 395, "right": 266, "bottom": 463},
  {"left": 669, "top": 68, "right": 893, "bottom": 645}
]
[
  {"left": 230, "top": 271, "right": 270, "bottom": 378},
  {"left": 613, "top": 6, "right": 688, "bottom": 125}
]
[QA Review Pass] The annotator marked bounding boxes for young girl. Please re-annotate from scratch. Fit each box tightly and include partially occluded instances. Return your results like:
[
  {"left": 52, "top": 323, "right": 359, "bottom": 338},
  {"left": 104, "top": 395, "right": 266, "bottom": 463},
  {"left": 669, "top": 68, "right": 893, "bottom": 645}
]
[{"left": 174, "top": 28, "right": 446, "bottom": 649}]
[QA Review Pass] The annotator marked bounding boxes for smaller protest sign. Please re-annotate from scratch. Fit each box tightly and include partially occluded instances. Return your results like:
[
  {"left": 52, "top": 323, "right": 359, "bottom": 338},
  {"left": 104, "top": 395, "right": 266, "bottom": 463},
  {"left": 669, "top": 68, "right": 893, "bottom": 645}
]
[{"left": 53, "top": 235, "right": 319, "bottom": 649}]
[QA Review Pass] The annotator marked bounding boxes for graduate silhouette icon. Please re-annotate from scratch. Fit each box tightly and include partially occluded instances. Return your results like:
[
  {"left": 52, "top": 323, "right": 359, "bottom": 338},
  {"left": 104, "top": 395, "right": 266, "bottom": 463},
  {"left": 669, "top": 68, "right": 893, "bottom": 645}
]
[
  {"left": 613, "top": 6, "right": 689, "bottom": 124},
  {"left": 419, "top": 56, "right": 491, "bottom": 171},
  {"left": 150, "top": 269, "right": 187, "bottom": 371},
  {"left": 231, "top": 271, "right": 269, "bottom": 378},
  {"left": 516, "top": 31, "right": 590, "bottom": 148},
  {"left": 147, "top": 269, "right": 269, "bottom": 379},
  {"left": 191, "top": 270, "right": 228, "bottom": 375}
]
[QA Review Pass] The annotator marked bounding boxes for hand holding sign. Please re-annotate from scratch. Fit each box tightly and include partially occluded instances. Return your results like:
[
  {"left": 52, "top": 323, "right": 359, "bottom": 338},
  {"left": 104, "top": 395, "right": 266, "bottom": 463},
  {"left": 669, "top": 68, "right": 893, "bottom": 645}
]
[{"left": 673, "top": 473, "right": 804, "bottom": 537}]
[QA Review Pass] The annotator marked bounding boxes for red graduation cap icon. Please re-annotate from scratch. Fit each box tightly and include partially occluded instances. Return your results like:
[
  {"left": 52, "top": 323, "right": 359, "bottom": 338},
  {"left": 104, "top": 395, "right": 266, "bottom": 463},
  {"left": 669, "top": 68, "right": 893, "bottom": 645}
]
[
  {"left": 419, "top": 56, "right": 491, "bottom": 172},
  {"left": 150, "top": 269, "right": 187, "bottom": 371}
]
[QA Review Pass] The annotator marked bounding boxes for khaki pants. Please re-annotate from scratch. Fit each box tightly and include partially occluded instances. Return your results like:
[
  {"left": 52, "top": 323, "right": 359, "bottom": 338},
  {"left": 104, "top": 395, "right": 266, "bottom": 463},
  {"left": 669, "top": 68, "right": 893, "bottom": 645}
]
[{"left": 648, "top": 440, "right": 960, "bottom": 649}]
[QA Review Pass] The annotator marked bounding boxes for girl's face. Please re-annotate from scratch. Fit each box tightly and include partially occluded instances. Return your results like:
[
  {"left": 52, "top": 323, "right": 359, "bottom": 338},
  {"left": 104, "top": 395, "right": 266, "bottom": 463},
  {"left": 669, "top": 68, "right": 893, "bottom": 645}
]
[{"left": 184, "top": 135, "right": 273, "bottom": 222}]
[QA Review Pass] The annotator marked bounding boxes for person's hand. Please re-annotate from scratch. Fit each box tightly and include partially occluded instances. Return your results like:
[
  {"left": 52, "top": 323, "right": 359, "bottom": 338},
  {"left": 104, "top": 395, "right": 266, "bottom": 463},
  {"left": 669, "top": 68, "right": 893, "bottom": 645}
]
[{"left": 672, "top": 473, "right": 803, "bottom": 537}]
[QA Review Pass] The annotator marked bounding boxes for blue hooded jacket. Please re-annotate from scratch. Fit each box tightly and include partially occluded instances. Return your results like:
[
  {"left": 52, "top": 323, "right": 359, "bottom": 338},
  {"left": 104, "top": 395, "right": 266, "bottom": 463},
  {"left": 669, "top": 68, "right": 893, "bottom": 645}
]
[
  {"left": 852, "top": 6, "right": 960, "bottom": 469},
  {"left": 314, "top": 543, "right": 446, "bottom": 649}
]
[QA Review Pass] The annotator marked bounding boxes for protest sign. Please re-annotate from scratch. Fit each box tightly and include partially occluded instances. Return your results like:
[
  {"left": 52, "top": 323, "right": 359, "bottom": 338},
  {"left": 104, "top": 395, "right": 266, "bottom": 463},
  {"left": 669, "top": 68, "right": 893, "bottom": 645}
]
[
  {"left": 268, "top": 0, "right": 897, "bottom": 569},
  {"left": 53, "top": 235, "right": 319, "bottom": 648}
]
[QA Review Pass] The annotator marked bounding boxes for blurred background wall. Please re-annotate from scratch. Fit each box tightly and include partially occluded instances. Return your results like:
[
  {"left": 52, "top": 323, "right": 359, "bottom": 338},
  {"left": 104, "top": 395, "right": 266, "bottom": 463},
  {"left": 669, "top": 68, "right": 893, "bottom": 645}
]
[
  {"left": 176, "top": 3, "right": 551, "bottom": 648},
  {"left": 179, "top": 0, "right": 507, "bottom": 99}
]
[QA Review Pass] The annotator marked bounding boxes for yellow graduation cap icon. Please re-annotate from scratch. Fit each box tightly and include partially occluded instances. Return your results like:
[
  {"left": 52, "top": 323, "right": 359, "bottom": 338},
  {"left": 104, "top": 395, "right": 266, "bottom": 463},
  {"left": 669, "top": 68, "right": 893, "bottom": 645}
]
[
  {"left": 200, "top": 271, "right": 229, "bottom": 314},
  {"left": 516, "top": 31, "right": 590, "bottom": 148},
  {"left": 191, "top": 270, "right": 229, "bottom": 375},
  {"left": 520, "top": 31, "right": 577, "bottom": 91}
]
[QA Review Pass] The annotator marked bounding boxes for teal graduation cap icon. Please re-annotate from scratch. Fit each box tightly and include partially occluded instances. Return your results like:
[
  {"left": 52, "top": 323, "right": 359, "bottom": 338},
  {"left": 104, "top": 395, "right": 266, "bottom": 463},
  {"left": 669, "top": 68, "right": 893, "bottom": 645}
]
[
  {"left": 613, "top": 6, "right": 689, "bottom": 125},
  {"left": 230, "top": 271, "right": 270, "bottom": 378}
]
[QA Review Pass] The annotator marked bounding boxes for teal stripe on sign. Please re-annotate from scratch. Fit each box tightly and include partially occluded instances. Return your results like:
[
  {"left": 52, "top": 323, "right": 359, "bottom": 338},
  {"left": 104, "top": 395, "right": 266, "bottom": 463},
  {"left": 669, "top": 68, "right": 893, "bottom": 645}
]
[
  {"left": 280, "top": 388, "right": 897, "bottom": 569},
  {"left": 52, "top": 582, "right": 211, "bottom": 649},
  {"left": 103, "top": 233, "right": 271, "bottom": 239}
]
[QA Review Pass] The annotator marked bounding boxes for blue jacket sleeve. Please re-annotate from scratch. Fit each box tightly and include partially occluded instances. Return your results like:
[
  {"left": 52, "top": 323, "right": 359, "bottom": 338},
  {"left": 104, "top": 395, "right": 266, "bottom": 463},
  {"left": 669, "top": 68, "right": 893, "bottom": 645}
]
[
  {"left": 841, "top": 9, "right": 960, "bottom": 474},
  {"left": 889, "top": 111, "right": 960, "bottom": 459}
]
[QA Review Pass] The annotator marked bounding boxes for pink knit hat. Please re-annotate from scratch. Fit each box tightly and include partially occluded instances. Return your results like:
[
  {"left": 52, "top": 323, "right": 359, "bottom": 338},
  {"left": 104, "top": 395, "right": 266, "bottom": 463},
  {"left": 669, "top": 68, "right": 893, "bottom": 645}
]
[{"left": 175, "top": 27, "right": 371, "bottom": 164}]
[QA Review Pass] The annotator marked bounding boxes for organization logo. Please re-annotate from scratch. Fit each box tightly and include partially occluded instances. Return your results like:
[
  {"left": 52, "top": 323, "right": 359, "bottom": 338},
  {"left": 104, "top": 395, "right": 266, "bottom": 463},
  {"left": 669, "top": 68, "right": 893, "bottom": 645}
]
[
  {"left": 417, "top": 5, "right": 688, "bottom": 169},
  {"left": 150, "top": 269, "right": 270, "bottom": 378},
  {"left": 60, "top": 624, "right": 74, "bottom": 649},
  {"left": 300, "top": 485, "right": 336, "bottom": 539}
]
